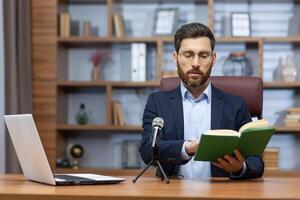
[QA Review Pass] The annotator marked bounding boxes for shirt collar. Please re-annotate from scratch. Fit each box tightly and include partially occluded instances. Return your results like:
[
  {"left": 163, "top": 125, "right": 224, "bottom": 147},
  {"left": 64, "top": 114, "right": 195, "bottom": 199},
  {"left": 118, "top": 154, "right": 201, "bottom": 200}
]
[{"left": 180, "top": 81, "right": 211, "bottom": 103}]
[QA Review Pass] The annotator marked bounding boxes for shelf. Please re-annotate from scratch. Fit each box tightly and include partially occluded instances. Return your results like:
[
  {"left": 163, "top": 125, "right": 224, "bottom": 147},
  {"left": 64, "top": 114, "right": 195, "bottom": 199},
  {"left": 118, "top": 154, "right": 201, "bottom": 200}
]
[
  {"left": 216, "top": 37, "right": 261, "bottom": 43},
  {"left": 57, "top": 36, "right": 300, "bottom": 45},
  {"left": 57, "top": 124, "right": 143, "bottom": 132},
  {"left": 57, "top": 36, "right": 161, "bottom": 44},
  {"left": 264, "top": 37, "right": 300, "bottom": 43},
  {"left": 274, "top": 126, "right": 300, "bottom": 133},
  {"left": 57, "top": 80, "right": 160, "bottom": 88},
  {"left": 57, "top": 125, "right": 300, "bottom": 133},
  {"left": 68, "top": 0, "right": 106, "bottom": 4},
  {"left": 55, "top": 167, "right": 155, "bottom": 177},
  {"left": 264, "top": 81, "right": 300, "bottom": 89},
  {"left": 57, "top": 36, "right": 263, "bottom": 44}
]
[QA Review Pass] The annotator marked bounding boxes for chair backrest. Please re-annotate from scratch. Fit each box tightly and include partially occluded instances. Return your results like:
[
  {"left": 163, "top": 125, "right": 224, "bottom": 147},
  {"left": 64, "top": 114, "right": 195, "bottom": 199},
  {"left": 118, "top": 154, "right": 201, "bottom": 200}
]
[{"left": 160, "top": 76, "right": 263, "bottom": 119}]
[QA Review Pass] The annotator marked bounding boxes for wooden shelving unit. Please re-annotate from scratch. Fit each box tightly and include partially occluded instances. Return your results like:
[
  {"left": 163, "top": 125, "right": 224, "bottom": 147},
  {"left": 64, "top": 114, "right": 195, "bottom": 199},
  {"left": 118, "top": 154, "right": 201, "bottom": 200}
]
[
  {"left": 264, "top": 81, "right": 300, "bottom": 89},
  {"left": 31, "top": 0, "right": 300, "bottom": 174},
  {"left": 274, "top": 126, "right": 300, "bottom": 133},
  {"left": 57, "top": 80, "right": 160, "bottom": 88},
  {"left": 57, "top": 124, "right": 142, "bottom": 132}
]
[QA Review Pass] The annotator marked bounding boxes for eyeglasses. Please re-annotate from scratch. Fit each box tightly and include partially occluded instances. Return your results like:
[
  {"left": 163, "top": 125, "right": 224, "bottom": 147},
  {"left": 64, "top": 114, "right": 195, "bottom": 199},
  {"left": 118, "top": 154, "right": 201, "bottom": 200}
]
[{"left": 178, "top": 51, "right": 213, "bottom": 64}]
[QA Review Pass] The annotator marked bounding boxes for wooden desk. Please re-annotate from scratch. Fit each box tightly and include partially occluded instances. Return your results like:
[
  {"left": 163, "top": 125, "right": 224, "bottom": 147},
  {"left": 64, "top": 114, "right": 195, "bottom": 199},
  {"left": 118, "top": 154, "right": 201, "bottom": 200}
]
[{"left": 0, "top": 174, "right": 299, "bottom": 200}]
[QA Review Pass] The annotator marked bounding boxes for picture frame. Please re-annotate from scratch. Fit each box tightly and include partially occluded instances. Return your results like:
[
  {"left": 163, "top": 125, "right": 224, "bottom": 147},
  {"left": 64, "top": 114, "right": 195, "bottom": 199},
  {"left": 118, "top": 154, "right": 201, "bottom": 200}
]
[
  {"left": 153, "top": 8, "right": 178, "bottom": 35},
  {"left": 231, "top": 12, "right": 251, "bottom": 37}
]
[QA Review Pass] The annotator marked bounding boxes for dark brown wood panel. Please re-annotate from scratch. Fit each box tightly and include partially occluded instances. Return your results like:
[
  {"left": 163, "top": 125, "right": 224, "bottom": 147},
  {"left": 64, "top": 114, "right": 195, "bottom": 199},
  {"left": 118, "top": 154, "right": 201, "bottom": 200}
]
[{"left": 31, "top": 0, "right": 57, "bottom": 169}]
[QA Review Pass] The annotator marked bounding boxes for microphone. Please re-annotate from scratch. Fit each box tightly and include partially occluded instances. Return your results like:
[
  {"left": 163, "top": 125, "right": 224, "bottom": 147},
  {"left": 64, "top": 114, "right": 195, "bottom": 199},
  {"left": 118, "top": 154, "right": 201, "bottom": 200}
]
[
  {"left": 151, "top": 117, "right": 164, "bottom": 148},
  {"left": 133, "top": 116, "right": 169, "bottom": 184}
]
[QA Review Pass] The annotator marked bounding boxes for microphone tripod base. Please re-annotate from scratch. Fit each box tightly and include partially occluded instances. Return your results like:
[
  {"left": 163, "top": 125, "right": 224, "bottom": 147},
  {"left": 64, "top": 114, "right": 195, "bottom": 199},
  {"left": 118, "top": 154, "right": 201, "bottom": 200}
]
[{"left": 132, "top": 160, "right": 169, "bottom": 184}]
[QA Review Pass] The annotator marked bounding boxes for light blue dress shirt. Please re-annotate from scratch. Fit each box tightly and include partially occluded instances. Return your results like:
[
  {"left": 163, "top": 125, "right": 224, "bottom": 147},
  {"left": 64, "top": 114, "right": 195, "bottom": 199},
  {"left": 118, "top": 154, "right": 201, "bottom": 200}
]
[
  {"left": 178, "top": 82, "right": 247, "bottom": 179},
  {"left": 179, "top": 82, "right": 212, "bottom": 178}
]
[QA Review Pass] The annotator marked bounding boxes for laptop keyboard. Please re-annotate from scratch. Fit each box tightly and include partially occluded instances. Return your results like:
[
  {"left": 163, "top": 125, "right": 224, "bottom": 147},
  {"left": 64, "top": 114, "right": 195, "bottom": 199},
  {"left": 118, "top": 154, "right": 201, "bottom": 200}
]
[{"left": 54, "top": 174, "right": 94, "bottom": 184}]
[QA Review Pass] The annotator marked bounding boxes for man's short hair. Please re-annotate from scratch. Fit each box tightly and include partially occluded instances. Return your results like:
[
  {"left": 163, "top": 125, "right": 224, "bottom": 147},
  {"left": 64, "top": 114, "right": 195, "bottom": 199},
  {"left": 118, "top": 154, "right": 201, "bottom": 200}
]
[{"left": 174, "top": 22, "right": 215, "bottom": 53}]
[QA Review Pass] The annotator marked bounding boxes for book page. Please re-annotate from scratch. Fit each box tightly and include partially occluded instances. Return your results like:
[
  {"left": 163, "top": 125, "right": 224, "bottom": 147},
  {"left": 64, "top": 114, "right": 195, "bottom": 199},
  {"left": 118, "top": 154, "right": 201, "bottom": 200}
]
[
  {"left": 204, "top": 129, "right": 239, "bottom": 137},
  {"left": 239, "top": 119, "right": 269, "bottom": 134}
]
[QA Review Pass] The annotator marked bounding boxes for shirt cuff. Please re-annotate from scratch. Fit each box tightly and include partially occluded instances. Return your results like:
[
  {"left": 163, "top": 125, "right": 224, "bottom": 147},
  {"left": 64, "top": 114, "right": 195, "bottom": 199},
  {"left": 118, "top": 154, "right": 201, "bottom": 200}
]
[
  {"left": 181, "top": 141, "right": 192, "bottom": 160},
  {"left": 230, "top": 161, "right": 247, "bottom": 178}
]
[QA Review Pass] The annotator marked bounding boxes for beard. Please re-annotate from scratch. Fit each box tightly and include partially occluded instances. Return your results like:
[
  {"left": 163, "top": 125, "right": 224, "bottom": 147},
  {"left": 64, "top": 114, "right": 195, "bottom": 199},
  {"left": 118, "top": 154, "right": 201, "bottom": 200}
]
[{"left": 177, "top": 61, "right": 213, "bottom": 88}]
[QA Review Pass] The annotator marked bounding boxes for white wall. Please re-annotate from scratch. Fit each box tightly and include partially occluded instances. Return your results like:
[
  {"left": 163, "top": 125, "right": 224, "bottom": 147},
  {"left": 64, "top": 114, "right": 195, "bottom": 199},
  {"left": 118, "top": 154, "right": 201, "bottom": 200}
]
[{"left": 0, "top": 0, "right": 5, "bottom": 173}]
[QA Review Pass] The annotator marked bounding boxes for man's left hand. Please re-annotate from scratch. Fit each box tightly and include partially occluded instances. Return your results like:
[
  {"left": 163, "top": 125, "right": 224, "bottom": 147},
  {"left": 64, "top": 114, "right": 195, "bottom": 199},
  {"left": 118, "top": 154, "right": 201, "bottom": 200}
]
[{"left": 212, "top": 149, "right": 245, "bottom": 175}]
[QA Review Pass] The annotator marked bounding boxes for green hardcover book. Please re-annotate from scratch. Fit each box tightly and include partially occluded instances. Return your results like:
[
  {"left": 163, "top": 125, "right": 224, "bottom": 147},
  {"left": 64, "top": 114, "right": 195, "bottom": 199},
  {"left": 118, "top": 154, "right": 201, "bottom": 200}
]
[{"left": 194, "top": 119, "right": 275, "bottom": 162}]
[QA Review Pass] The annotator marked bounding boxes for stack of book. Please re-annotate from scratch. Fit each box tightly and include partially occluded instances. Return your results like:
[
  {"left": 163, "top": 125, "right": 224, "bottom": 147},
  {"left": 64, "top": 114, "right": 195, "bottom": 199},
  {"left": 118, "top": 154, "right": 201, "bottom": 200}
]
[
  {"left": 112, "top": 101, "right": 125, "bottom": 126},
  {"left": 263, "top": 148, "right": 279, "bottom": 170},
  {"left": 284, "top": 108, "right": 300, "bottom": 127}
]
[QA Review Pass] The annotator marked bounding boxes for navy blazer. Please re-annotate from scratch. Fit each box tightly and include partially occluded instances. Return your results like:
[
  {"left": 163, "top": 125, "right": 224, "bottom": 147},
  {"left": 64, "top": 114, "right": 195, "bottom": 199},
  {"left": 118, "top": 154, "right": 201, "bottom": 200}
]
[{"left": 139, "top": 84, "right": 264, "bottom": 179}]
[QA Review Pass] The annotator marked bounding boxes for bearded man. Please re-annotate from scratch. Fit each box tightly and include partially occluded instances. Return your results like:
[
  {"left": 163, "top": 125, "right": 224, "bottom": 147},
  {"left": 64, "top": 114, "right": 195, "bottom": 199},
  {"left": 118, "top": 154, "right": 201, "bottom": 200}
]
[{"left": 139, "top": 23, "right": 264, "bottom": 179}]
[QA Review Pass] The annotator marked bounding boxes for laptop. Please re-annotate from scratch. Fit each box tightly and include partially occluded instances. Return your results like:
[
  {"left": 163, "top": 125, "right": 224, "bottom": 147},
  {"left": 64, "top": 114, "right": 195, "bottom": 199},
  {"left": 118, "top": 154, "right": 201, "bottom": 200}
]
[{"left": 4, "top": 114, "right": 125, "bottom": 186}]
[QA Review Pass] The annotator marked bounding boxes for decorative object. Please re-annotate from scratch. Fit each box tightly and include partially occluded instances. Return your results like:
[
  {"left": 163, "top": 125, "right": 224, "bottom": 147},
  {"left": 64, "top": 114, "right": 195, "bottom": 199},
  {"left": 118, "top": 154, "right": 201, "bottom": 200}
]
[
  {"left": 273, "top": 57, "right": 283, "bottom": 81},
  {"left": 153, "top": 8, "right": 178, "bottom": 35},
  {"left": 68, "top": 144, "right": 84, "bottom": 169},
  {"left": 231, "top": 12, "right": 251, "bottom": 37},
  {"left": 122, "top": 140, "right": 141, "bottom": 168},
  {"left": 75, "top": 103, "right": 89, "bottom": 125},
  {"left": 282, "top": 56, "right": 297, "bottom": 82},
  {"left": 90, "top": 50, "right": 111, "bottom": 81},
  {"left": 222, "top": 51, "right": 253, "bottom": 76}
]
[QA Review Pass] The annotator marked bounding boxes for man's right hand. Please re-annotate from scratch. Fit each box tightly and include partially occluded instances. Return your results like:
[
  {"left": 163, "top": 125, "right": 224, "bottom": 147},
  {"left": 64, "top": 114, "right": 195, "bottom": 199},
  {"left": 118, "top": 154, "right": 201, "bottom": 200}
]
[{"left": 184, "top": 140, "right": 199, "bottom": 156}]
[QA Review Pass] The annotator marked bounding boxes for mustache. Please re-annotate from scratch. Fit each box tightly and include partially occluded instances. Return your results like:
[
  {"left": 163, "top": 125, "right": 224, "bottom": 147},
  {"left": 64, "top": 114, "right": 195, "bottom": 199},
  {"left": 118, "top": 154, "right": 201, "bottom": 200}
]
[{"left": 187, "top": 69, "right": 204, "bottom": 75}]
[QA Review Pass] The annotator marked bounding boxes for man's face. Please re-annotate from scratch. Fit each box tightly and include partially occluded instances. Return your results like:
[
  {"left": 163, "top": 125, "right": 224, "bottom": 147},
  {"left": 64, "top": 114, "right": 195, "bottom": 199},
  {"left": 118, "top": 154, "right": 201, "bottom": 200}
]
[{"left": 173, "top": 37, "right": 216, "bottom": 88}]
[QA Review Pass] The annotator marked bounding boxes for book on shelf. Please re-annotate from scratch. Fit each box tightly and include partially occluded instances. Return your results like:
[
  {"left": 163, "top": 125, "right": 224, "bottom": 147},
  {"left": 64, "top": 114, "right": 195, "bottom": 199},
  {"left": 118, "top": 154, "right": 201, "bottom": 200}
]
[
  {"left": 263, "top": 148, "right": 279, "bottom": 170},
  {"left": 288, "top": 4, "right": 300, "bottom": 36},
  {"left": 70, "top": 20, "right": 80, "bottom": 36},
  {"left": 161, "top": 71, "right": 178, "bottom": 78},
  {"left": 59, "top": 13, "right": 70, "bottom": 37},
  {"left": 113, "top": 14, "right": 126, "bottom": 38},
  {"left": 194, "top": 119, "right": 274, "bottom": 162},
  {"left": 131, "top": 43, "right": 146, "bottom": 82},
  {"left": 112, "top": 101, "right": 125, "bottom": 126},
  {"left": 284, "top": 107, "right": 300, "bottom": 126}
]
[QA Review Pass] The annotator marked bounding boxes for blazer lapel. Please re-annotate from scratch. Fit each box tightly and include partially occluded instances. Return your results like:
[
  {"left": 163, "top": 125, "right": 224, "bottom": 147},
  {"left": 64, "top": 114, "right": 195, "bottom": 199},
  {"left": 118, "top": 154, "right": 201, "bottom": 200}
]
[
  {"left": 211, "top": 85, "right": 224, "bottom": 130},
  {"left": 170, "top": 87, "right": 184, "bottom": 140}
]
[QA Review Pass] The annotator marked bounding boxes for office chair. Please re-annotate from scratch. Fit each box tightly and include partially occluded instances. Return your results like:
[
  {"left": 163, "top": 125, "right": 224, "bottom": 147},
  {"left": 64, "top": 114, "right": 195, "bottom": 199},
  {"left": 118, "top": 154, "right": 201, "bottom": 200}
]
[{"left": 160, "top": 76, "right": 263, "bottom": 119}]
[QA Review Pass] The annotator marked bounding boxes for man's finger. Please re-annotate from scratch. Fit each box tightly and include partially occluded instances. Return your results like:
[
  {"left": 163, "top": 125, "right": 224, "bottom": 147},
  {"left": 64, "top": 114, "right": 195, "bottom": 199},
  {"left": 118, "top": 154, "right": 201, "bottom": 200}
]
[
  {"left": 224, "top": 154, "right": 235, "bottom": 165},
  {"left": 234, "top": 149, "right": 244, "bottom": 163},
  {"left": 212, "top": 162, "right": 226, "bottom": 171},
  {"left": 217, "top": 157, "right": 230, "bottom": 166}
]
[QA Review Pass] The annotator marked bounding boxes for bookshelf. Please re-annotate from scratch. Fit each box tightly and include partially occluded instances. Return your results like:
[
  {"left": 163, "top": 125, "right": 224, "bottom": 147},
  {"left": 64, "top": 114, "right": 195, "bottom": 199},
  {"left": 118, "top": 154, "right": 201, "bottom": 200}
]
[{"left": 31, "top": 0, "right": 300, "bottom": 174}]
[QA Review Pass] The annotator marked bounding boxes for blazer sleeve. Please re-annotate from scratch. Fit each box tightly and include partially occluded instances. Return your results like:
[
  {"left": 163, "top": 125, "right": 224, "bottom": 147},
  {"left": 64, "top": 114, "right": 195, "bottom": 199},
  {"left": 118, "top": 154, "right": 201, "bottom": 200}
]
[
  {"left": 139, "top": 93, "right": 184, "bottom": 166},
  {"left": 232, "top": 98, "right": 264, "bottom": 180}
]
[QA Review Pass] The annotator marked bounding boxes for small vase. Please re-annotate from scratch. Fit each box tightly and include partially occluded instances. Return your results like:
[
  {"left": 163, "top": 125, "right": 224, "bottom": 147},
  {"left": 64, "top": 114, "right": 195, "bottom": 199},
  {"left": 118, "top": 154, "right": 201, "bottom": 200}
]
[
  {"left": 75, "top": 103, "right": 89, "bottom": 125},
  {"left": 91, "top": 65, "right": 99, "bottom": 81},
  {"left": 282, "top": 56, "right": 297, "bottom": 82},
  {"left": 222, "top": 51, "right": 253, "bottom": 76},
  {"left": 273, "top": 58, "right": 283, "bottom": 81}
]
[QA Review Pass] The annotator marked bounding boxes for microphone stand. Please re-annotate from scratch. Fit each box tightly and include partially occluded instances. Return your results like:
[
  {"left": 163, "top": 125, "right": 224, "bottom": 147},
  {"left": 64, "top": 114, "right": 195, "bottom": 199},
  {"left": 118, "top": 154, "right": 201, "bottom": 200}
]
[{"left": 132, "top": 144, "right": 169, "bottom": 184}]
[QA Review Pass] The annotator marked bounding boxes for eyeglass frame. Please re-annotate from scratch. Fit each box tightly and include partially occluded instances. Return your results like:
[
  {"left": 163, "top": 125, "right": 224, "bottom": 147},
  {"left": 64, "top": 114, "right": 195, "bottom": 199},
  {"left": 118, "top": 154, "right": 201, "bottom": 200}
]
[{"left": 177, "top": 50, "right": 214, "bottom": 64}]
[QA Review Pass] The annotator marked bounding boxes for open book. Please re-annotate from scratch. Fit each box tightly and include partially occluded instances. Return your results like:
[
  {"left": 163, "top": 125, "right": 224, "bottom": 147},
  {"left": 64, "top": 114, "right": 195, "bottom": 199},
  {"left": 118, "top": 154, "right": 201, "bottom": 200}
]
[{"left": 194, "top": 119, "right": 274, "bottom": 162}]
